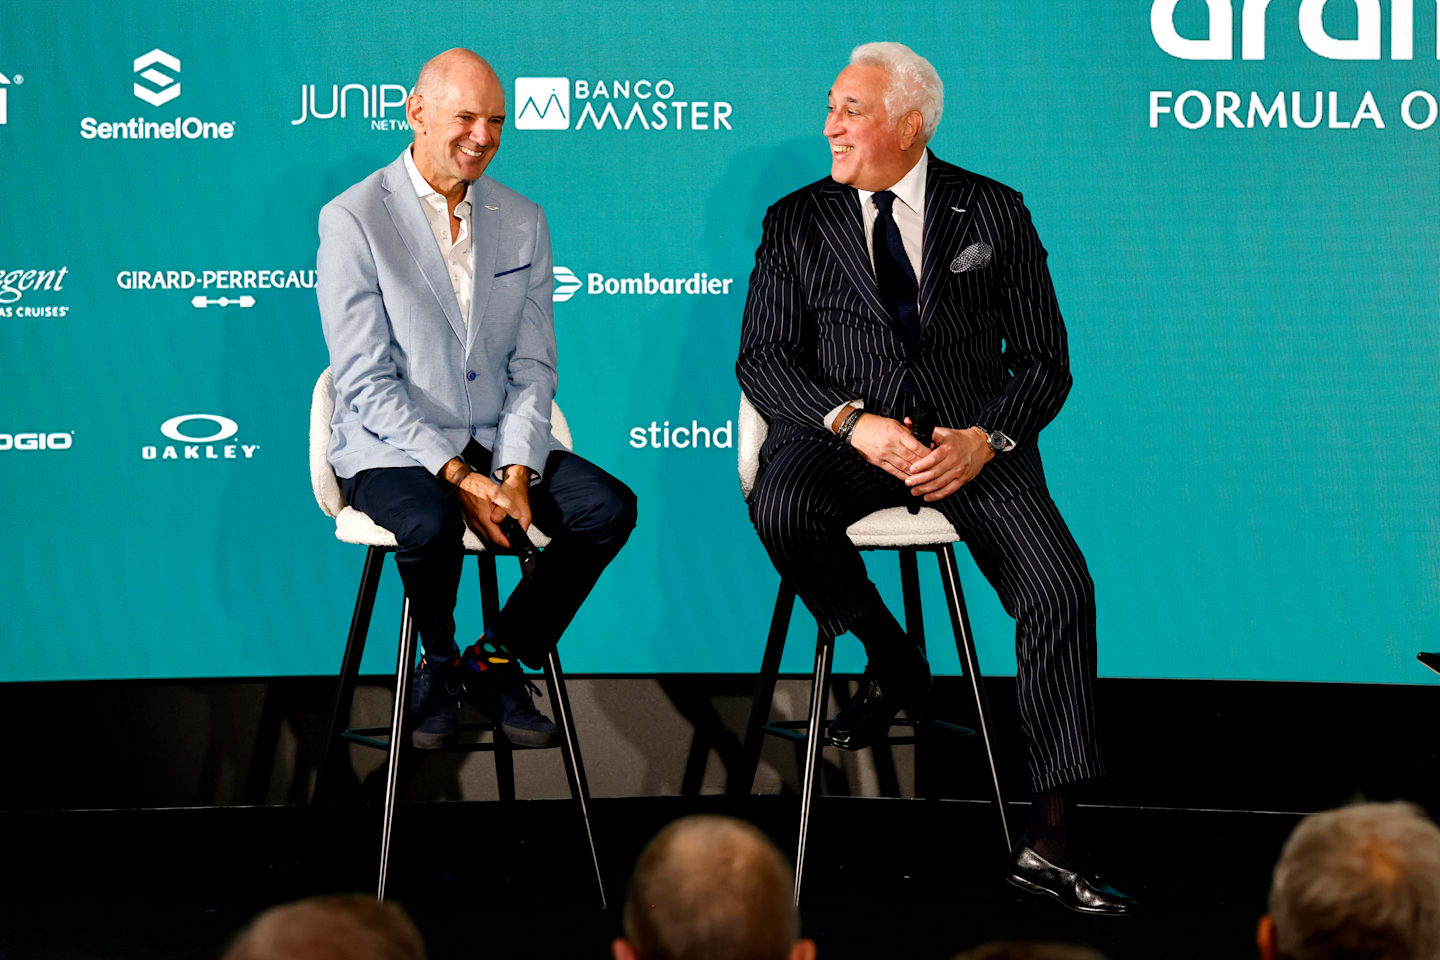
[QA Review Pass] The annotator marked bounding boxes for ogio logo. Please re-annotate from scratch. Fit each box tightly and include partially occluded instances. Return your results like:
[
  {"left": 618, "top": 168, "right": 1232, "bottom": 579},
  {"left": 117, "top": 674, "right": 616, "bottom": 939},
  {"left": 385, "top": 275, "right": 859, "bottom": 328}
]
[
  {"left": 0, "top": 432, "right": 72, "bottom": 451},
  {"left": 133, "top": 49, "right": 181, "bottom": 106},
  {"left": 552, "top": 266, "right": 582, "bottom": 302},
  {"left": 515, "top": 77, "right": 570, "bottom": 130}
]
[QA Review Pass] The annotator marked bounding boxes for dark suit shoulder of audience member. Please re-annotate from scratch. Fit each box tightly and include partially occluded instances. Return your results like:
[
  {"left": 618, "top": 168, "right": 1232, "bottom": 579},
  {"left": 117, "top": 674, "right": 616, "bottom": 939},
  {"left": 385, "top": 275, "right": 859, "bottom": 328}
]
[
  {"left": 1259, "top": 801, "right": 1440, "bottom": 960},
  {"left": 615, "top": 814, "right": 817, "bottom": 960},
  {"left": 222, "top": 893, "right": 425, "bottom": 960},
  {"left": 952, "top": 941, "right": 1106, "bottom": 960}
]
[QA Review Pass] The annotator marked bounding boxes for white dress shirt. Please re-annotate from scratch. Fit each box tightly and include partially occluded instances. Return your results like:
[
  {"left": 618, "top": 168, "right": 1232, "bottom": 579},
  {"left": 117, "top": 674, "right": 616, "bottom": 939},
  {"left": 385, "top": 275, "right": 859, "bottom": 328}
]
[
  {"left": 403, "top": 147, "right": 473, "bottom": 324},
  {"left": 824, "top": 150, "right": 929, "bottom": 429}
]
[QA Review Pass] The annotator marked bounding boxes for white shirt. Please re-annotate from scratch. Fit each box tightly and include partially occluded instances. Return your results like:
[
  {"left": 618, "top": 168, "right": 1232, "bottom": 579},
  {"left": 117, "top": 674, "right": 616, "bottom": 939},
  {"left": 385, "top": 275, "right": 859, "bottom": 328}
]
[
  {"left": 825, "top": 151, "right": 929, "bottom": 429},
  {"left": 403, "top": 147, "right": 473, "bottom": 324}
]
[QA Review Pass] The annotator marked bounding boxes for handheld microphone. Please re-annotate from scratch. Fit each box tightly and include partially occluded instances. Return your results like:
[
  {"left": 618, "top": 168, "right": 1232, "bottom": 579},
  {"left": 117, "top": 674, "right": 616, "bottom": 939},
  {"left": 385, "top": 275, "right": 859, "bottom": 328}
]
[
  {"left": 498, "top": 516, "right": 541, "bottom": 579},
  {"left": 907, "top": 398, "right": 937, "bottom": 515}
]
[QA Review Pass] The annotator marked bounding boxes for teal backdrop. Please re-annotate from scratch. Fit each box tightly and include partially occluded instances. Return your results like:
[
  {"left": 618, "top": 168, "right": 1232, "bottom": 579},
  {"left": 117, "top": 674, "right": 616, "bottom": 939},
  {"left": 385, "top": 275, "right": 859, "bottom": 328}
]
[{"left": 1, "top": 1, "right": 1436, "bottom": 683}]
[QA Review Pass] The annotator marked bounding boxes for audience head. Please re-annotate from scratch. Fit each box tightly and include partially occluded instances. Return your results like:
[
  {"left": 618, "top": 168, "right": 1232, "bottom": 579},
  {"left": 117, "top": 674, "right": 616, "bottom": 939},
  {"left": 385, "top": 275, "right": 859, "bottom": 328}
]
[
  {"left": 952, "top": 942, "right": 1106, "bottom": 960},
  {"left": 1259, "top": 801, "right": 1440, "bottom": 960},
  {"left": 615, "top": 815, "right": 815, "bottom": 960},
  {"left": 222, "top": 894, "right": 425, "bottom": 960}
]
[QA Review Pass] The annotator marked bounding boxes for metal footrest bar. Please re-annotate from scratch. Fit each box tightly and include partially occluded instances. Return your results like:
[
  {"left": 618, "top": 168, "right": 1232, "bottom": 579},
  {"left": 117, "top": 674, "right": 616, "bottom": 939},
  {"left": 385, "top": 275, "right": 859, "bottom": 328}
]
[{"left": 760, "top": 716, "right": 975, "bottom": 745}]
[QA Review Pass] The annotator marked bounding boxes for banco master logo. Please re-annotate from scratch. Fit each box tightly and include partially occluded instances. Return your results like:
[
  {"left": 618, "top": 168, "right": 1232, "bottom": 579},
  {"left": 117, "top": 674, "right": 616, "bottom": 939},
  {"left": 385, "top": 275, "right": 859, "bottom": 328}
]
[
  {"left": 552, "top": 264, "right": 734, "bottom": 302},
  {"left": 141, "top": 414, "right": 259, "bottom": 461},
  {"left": 133, "top": 49, "right": 180, "bottom": 106},
  {"left": 516, "top": 77, "right": 570, "bottom": 130},
  {"left": 514, "top": 76, "right": 732, "bottom": 132}
]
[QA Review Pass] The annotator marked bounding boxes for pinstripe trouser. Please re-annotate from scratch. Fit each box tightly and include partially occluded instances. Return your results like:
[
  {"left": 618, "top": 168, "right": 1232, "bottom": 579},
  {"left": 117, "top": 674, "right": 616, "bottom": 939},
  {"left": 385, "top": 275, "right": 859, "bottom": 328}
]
[{"left": 749, "top": 437, "right": 1105, "bottom": 792}]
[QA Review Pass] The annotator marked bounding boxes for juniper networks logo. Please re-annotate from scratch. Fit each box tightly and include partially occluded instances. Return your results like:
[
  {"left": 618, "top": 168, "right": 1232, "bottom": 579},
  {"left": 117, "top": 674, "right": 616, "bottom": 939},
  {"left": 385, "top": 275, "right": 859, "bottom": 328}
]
[
  {"left": 552, "top": 264, "right": 734, "bottom": 302},
  {"left": 514, "top": 76, "right": 732, "bottom": 132}
]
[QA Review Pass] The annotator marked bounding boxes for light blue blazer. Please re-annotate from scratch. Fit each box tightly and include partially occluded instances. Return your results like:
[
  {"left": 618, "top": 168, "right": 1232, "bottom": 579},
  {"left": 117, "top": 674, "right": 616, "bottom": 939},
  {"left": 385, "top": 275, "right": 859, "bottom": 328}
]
[{"left": 317, "top": 152, "right": 560, "bottom": 480}]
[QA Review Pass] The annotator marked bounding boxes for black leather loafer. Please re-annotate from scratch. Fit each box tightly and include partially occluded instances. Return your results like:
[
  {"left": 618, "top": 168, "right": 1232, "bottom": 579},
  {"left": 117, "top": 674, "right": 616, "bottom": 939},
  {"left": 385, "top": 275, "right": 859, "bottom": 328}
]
[
  {"left": 1007, "top": 843, "right": 1137, "bottom": 916},
  {"left": 827, "top": 665, "right": 931, "bottom": 751}
]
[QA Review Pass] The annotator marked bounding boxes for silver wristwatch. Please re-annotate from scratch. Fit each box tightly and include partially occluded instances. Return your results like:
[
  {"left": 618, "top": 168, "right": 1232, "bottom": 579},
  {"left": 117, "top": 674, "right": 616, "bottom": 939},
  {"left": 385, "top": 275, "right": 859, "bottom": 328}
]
[{"left": 983, "top": 428, "right": 1014, "bottom": 454}]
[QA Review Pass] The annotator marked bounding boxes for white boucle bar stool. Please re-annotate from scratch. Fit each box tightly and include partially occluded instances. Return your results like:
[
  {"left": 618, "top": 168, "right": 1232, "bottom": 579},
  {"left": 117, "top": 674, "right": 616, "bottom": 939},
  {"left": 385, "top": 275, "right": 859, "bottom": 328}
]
[
  {"left": 733, "top": 393, "right": 1011, "bottom": 902},
  {"left": 307, "top": 368, "right": 603, "bottom": 906}
]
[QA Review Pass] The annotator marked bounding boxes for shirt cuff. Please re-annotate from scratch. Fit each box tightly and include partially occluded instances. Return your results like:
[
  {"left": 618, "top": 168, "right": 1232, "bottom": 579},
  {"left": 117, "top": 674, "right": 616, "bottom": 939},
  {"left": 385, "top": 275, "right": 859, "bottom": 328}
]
[{"left": 823, "top": 399, "right": 865, "bottom": 431}]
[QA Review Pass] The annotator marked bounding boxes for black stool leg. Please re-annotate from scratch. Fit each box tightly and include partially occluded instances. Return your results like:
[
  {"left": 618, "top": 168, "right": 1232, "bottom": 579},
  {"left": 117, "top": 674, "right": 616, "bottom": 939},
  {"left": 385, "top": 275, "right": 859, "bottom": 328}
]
[
  {"left": 377, "top": 596, "right": 418, "bottom": 901},
  {"left": 936, "top": 546, "right": 1012, "bottom": 853},
  {"left": 543, "top": 649, "right": 606, "bottom": 909},
  {"left": 734, "top": 580, "right": 795, "bottom": 795},
  {"left": 899, "top": 548, "right": 936, "bottom": 800},
  {"left": 476, "top": 554, "right": 516, "bottom": 802},
  {"left": 315, "top": 545, "right": 385, "bottom": 805},
  {"left": 794, "top": 628, "right": 834, "bottom": 904}
]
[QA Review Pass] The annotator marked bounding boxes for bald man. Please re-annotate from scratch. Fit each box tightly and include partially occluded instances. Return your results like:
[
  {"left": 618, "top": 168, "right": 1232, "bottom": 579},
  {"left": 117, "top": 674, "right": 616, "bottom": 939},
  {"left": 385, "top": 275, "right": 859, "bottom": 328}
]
[
  {"left": 318, "top": 49, "right": 636, "bottom": 750},
  {"left": 615, "top": 816, "right": 817, "bottom": 960}
]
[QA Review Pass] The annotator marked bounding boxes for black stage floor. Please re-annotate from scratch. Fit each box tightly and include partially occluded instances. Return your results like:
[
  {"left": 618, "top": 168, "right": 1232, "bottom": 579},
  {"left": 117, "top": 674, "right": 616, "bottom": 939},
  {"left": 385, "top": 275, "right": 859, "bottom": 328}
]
[{"left": 0, "top": 797, "right": 1296, "bottom": 959}]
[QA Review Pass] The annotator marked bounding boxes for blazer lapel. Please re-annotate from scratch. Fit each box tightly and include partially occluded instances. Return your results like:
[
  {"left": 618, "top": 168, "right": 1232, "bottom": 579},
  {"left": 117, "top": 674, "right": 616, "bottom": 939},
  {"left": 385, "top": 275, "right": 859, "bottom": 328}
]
[
  {"left": 809, "top": 181, "right": 894, "bottom": 330},
  {"left": 919, "top": 157, "right": 978, "bottom": 334},
  {"left": 381, "top": 157, "right": 467, "bottom": 347},
  {"left": 465, "top": 178, "right": 498, "bottom": 355}
]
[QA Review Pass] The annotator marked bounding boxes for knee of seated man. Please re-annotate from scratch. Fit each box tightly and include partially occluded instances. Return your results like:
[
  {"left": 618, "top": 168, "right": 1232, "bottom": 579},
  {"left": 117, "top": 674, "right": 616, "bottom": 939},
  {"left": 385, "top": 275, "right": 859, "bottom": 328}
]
[
  {"left": 574, "top": 477, "right": 638, "bottom": 543},
  {"left": 394, "top": 497, "right": 465, "bottom": 550}
]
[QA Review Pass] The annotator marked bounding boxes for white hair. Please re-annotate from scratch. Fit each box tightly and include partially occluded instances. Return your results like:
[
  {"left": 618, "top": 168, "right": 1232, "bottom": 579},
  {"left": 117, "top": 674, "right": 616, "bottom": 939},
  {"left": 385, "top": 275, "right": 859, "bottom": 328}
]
[{"left": 849, "top": 41, "right": 944, "bottom": 143}]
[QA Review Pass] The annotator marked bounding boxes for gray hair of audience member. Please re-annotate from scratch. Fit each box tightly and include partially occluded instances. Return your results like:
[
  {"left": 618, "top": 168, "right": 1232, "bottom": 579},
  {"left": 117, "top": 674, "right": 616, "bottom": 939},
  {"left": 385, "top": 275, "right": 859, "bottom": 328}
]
[
  {"left": 848, "top": 41, "right": 944, "bottom": 143},
  {"left": 1263, "top": 802, "right": 1440, "bottom": 960},
  {"left": 952, "top": 941, "right": 1107, "bottom": 960},
  {"left": 222, "top": 894, "right": 425, "bottom": 960},
  {"left": 616, "top": 815, "right": 813, "bottom": 960}
]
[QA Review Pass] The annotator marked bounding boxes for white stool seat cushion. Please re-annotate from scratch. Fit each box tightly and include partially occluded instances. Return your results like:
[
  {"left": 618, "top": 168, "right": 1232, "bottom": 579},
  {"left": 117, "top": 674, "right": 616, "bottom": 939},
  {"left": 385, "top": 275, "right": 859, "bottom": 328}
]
[
  {"left": 334, "top": 505, "right": 553, "bottom": 551},
  {"left": 845, "top": 506, "right": 958, "bottom": 547}
]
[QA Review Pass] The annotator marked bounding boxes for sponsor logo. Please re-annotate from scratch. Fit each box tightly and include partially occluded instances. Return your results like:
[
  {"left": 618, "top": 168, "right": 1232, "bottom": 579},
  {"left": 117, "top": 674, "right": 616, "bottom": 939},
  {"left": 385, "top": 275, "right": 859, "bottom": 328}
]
[
  {"left": 141, "top": 414, "right": 259, "bottom": 461},
  {"left": 552, "top": 264, "right": 735, "bottom": 302},
  {"left": 0, "top": 266, "right": 70, "bottom": 317},
  {"left": 291, "top": 82, "right": 412, "bottom": 130},
  {"left": 628, "top": 420, "right": 734, "bottom": 449},
  {"left": 552, "top": 266, "right": 582, "bottom": 302},
  {"left": 116, "top": 269, "right": 316, "bottom": 308},
  {"left": 80, "top": 48, "right": 236, "bottom": 141},
  {"left": 1151, "top": 0, "right": 1438, "bottom": 60},
  {"left": 513, "top": 76, "right": 732, "bottom": 132},
  {"left": 515, "top": 77, "right": 570, "bottom": 130},
  {"left": 0, "top": 432, "right": 72, "bottom": 451},
  {"left": 133, "top": 48, "right": 180, "bottom": 106},
  {"left": 0, "top": 71, "right": 22, "bottom": 126}
]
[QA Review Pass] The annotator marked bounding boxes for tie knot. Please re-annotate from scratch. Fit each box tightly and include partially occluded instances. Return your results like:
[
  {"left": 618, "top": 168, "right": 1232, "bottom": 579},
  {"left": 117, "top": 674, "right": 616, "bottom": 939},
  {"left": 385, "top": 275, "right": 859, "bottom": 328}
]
[{"left": 873, "top": 190, "right": 897, "bottom": 215}]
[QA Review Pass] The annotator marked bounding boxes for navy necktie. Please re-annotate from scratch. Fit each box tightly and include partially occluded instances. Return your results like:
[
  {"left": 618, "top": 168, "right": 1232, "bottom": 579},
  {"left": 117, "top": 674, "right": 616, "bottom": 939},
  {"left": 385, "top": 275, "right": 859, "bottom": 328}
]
[{"left": 871, "top": 189, "right": 920, "bottom": 350}]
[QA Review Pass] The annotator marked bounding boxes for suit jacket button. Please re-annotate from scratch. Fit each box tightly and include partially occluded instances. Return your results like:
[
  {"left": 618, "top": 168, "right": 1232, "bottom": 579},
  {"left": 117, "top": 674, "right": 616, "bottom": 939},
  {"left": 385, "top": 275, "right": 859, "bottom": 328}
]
[{"left": 466, "top": 370, "right": 477, "bottom": 381}]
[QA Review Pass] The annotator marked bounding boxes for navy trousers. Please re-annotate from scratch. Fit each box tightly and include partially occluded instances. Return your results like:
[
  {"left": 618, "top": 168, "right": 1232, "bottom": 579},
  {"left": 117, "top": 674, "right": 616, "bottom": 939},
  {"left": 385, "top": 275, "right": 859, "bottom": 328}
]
[
  {"left": 340, "top": 439, "right": 636, "bottom": 668},
  {"left": 748, "top": 436, "right": 1103, "bottom": 792}
]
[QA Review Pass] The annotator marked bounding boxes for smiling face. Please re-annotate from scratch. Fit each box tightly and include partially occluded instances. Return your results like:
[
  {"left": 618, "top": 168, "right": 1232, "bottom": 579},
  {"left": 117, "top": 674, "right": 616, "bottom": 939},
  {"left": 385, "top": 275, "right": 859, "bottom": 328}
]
[
  {"left": 824, "top": 63, "right": 922, "bottom": 191},
  {"left": 407, "top": 57, "right": 506, "bottom": 196}
]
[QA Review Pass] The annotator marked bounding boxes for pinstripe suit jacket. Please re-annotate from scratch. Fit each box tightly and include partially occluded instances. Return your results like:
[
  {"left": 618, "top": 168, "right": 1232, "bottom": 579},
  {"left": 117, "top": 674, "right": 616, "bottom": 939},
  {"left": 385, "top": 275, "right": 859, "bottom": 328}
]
[{"left": 737, "top": 154, "right": 1071, "bottom": 501}]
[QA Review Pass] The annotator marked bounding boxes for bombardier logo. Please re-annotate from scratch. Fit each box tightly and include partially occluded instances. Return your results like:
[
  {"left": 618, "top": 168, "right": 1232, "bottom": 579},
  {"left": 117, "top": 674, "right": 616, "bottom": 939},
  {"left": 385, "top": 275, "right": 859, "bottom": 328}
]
[
  {"left": 552, "top": 264, "right": 734, "bottom": 302},
  {"left": 133, "top": 49, "right": 180, "bottom": 106}
]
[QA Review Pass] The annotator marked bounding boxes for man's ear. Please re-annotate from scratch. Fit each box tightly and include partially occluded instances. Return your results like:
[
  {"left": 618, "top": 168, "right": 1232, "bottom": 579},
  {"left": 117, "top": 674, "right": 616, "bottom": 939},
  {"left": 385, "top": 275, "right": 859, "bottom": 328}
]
[
  {"left": 897, "top": 110, "right": 924, "bottom": 150},
  {"left": 1257, "top": 915, "right": 1277, "bottom": 960},
  {"left": 790, "top": 938, "right": 818, "bottom": 960},
  {"left": 406, "top": 94, "right": 425, "bottom": 134},
  {"left": 613, "top": 938, "right": 638, "bottom": 960}
]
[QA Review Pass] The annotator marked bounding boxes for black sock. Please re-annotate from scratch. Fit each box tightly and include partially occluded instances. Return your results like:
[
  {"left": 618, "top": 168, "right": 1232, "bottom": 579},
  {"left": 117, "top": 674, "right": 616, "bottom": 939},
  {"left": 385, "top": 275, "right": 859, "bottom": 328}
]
[{"left": 1027, "top": 786, "right": 1088, "bottom": 871}]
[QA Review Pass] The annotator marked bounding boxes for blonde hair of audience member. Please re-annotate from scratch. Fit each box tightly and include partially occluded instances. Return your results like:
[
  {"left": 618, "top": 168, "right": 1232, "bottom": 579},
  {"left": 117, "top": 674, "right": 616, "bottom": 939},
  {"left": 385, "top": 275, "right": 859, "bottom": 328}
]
[
  {"left": 222, "top": 894, "right": 425, "bottom": 960},
  {"left": 615, "top": 815, "right": 817, "bottom": 960},
  {"left": 1258, "top": 801, "right": 1440, "bottom": 960},
  {"left": 952, "top": 942, "right": 1106, "bottom": 960}
]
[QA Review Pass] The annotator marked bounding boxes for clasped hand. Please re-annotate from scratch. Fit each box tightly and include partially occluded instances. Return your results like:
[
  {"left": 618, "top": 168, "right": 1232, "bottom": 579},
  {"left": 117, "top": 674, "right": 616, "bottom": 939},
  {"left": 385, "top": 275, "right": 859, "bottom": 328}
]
[
  {"left": 450, "top": 464, "right": 532, "bottom": 549},
  {"left": 847, "top": 413, "right": 993, "bottom": 502}
]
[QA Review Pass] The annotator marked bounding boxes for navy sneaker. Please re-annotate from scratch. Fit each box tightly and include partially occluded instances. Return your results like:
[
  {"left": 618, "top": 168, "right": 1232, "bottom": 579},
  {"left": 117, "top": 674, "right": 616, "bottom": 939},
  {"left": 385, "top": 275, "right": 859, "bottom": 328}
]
[
  {"left": 469, "top": 661, "right": 560, "bottom": 748},
  {"left": 410, "top": 656, "right": 463, "bottom": 750}
]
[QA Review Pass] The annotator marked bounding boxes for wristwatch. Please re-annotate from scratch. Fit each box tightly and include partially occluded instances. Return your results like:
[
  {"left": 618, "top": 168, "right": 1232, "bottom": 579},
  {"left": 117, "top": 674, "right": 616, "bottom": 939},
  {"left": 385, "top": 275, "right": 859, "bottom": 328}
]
[{"left": 981, "top": 427, "right": 1015, "bottom": 454}]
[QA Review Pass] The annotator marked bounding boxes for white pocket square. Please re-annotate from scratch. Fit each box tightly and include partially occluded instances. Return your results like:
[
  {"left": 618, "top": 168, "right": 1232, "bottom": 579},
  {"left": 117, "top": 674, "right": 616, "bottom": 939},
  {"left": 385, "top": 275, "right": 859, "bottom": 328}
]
[{"left": 950, "top": 242, "right": 993, "bottom": 273}]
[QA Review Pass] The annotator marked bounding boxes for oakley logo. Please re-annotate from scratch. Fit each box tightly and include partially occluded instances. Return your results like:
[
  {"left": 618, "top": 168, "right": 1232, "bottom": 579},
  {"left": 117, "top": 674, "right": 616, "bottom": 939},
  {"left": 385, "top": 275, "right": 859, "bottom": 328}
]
[
  {"left": 133, "top": 48, "right": 181, "bottom": 106},
  {"left": 159, "top": 414, "right": 238, "bottom": 443}
]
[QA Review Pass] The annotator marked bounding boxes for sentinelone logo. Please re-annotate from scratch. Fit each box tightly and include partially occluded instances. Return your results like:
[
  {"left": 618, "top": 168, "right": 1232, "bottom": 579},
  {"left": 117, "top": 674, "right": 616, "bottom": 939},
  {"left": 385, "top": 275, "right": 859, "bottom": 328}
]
[
  {"left": 291, "top": 82, "right": 411, "bottom": 131},
  {"left": 515, "top": 77, "right": 733, "bottom": 131},
  {"left": 141, "top": 415, "right": 259, "bottom": 461},
  {"left": 117, "top": 269, "right": 316, "bottom": 309},
  {"left": 551, "top": 265, "right": 734, "bottom": 303},
  {"left": 0, "top": 266, "right": 69, "bottom": 317},
  {"left": 80, "top": 48, "right": 237, "bottom": 141}
]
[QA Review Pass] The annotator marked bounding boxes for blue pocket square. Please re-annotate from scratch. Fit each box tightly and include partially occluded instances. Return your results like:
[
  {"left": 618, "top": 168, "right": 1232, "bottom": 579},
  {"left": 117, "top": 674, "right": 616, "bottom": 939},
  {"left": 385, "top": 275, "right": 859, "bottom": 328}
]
[{"left": 494, "top": 262, "right": 532, "bottom": 278}]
